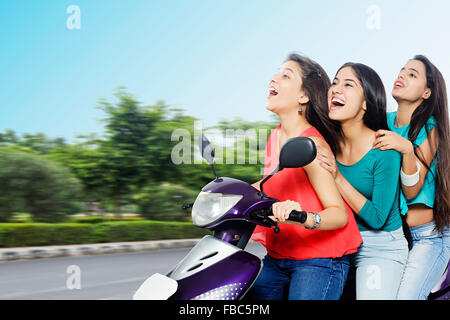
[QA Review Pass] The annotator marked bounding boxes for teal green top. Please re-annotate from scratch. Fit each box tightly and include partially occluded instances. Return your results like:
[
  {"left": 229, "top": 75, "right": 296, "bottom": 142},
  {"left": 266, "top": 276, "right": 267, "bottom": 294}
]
[
  {"left": 337, "top": 148, "right": 403, "bottom": 231},
  {"left": 387, "top": 112, "right": 437, "bottom": 213}
]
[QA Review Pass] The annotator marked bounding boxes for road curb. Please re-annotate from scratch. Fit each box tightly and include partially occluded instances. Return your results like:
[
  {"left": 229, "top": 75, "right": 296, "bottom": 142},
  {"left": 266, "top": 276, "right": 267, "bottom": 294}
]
[{"left": 0, "top": 238, "right": 202, "bottom": 262}]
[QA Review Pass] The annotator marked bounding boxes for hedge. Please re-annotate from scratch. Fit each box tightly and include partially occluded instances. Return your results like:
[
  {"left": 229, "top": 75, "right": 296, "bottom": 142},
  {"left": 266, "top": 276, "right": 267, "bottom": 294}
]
[
  {"left": 0, "top": 221, "right": 211, "bottom": 248},
  {"left": 68, "top": 216, "right": 146, "bottom": 224}
]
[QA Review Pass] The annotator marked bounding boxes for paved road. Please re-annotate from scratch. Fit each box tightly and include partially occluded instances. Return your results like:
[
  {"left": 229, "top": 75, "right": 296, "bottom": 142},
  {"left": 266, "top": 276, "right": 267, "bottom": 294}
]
[{"left": 0, "top": 242, "right": 266, "bottom": 300}]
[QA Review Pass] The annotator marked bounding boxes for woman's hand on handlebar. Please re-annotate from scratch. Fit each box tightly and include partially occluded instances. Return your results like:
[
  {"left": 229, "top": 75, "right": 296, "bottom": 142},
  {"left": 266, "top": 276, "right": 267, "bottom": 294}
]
[{"left": 271, "top": 200, "right": 302, "bottom": 223}]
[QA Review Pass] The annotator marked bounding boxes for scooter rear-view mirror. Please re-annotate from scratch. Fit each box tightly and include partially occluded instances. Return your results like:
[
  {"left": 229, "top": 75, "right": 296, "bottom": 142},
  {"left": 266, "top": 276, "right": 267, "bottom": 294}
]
[
  {"left": 198, "top": 134, "right": 218, "bottom": 180},
  {"left": 278, "top": 136, "right": 317, "bottom": 170},
  {"left": 199, "top": 134, "right": 215, "bottom": 164}
]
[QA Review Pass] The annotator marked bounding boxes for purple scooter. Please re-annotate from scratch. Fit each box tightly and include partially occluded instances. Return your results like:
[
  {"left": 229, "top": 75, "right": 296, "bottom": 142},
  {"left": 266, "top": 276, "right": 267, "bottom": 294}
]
[
  {"left": 133, "top": 134, "right": 450, "bottom": 300},
  {"left": 133, "top": 134, "right": 316, "bottom": 300}
]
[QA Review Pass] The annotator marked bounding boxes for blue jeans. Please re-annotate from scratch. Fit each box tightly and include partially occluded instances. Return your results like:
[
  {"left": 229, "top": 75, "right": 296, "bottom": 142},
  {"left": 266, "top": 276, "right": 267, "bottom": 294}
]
[
  {"left": 246, "top": 254, "right": 350, "bottom": 300},
  {"left": 397, "top": 222, "right": 450, "bottom": 300},
  {"left": 352, "top": 227, "right": 409, "bottom": 300}
]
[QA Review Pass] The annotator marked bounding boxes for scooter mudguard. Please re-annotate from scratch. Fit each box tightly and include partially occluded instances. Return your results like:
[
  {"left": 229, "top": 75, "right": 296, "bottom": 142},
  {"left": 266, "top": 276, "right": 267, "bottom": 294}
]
[
  {"left": 133, "top": 273, "right": 178, "bottom": 300},
  {"left": 166, "top": 235, "right": 262, "bottom": 300}
]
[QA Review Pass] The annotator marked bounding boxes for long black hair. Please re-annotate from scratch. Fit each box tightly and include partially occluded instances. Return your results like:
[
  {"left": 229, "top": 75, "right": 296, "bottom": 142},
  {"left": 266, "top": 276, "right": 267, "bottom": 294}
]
[
  {"left": 286, "top": 53, "right": 342, "bottom": 154},
  {"left": 408, "top": 55, "right": 450, "bottom": 233},
  {"left": 335, "top": 62, "right": 389, "bottom": 132}
]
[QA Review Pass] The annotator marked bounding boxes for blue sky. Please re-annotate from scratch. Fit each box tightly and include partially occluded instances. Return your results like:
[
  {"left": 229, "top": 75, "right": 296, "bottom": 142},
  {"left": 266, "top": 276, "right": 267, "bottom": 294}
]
[{"left": 1, "top": 0, "right": 449, "bottom": 142}]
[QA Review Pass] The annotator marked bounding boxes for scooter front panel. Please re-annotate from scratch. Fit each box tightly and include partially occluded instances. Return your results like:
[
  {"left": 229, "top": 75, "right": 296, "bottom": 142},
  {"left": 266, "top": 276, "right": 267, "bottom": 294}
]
[
  {"left": 166, "top": 237, "right": 262, "bottom": 300},
  {"left": 169, "top": 250, "right": 261, "bottom": 300},
  {"left": 168, "top": 235, "right": 241, "bottom": 281},
  {"left": 133, "top": 273, "right": 178, "bottom": 300}
]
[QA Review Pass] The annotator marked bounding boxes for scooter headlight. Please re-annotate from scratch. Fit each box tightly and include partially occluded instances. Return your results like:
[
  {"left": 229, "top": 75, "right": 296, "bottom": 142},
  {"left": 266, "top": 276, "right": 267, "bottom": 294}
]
[{"left": 192, "top": 192, "right": 243, "bottom": 227}]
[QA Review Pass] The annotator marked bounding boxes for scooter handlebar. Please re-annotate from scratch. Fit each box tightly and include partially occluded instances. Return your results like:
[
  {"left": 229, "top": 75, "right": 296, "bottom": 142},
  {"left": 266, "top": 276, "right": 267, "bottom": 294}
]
[
  {"left": 250, "top": 209, "right": 309, "bottom": 233},
  {"left": 288, "top": 210, "right": 308, "bottom": 224}
]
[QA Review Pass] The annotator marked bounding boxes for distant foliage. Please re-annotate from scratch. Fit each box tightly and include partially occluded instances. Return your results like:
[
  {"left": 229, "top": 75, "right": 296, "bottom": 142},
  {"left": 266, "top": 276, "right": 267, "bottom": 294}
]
[
  {"left": 134, "top": 183, "right": 199, "bottom": 221},
  {"left": 0, "top": 147, "right": 82, "bottom": 222},
  {"left": 0, "top": 88, "right": 278, "bottom": 222}
]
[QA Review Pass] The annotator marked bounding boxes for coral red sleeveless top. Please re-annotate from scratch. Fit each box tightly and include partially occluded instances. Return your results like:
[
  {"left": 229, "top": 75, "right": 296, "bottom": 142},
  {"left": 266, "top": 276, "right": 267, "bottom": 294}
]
[{"left": 251, "top": 125, "right": 362, "bottom": 260}]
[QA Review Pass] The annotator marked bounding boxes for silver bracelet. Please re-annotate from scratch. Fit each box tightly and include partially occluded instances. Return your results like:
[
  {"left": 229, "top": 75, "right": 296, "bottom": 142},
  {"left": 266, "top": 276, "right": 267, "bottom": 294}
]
[{"left": 400, "top": 161, "right": 420, "bottom": 187}]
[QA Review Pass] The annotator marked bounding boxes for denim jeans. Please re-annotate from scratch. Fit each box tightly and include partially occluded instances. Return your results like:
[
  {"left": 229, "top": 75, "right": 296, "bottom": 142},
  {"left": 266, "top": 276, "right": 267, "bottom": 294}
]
[
  {"left": 246, "top": 254, "right": 350, "bottom": 300},
  {"left": 397, "top": 222, "right": 450, "bottom": 300},
  {"left": 352, "top": 227, "right": 409, "bottom": 300}
]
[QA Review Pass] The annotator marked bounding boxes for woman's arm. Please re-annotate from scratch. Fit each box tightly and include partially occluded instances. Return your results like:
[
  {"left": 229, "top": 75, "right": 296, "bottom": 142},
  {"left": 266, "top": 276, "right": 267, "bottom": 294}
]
[
  {"left": 373, "top": 128, "right": 438, "bottom": 200},
  {"left": 317, "top": 146, "right": 401, "bottom": 230},
  {"left": 315, "top": 146, "right": 366, "bottom": 213},
  {"left": 334, "top": 173, "right": 367, "bottom": 213},
  {"left": 271, "top": 137, "right": 349, "bottom": 230},
  {"left": 316, "top": 147, "right": 367, "bottom": 214}
]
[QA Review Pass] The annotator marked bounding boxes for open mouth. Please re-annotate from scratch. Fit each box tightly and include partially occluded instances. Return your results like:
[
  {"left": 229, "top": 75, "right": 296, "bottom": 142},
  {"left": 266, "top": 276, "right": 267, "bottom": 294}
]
[
  {"left": 268, "top": 86, "right": 278, "bottom": 97},
  {"left": 330, "top": 97, "right": 345, "bottom": 110},
  {"left": 394, "top": 81, "right": 405, "bottom": 89}
]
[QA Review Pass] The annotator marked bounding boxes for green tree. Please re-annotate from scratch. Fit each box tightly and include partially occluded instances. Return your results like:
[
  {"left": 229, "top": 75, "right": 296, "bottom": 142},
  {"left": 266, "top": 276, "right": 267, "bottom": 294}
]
[
  {"left": 134, "top": 183, "right": 198, "bottom": 221},
  {"left": 97, "top": 89, "right": 199, "bottom": 214},
  {"left": 0, "top": 91, "right": 281, "bottom": 221},
  {"left": 0, "top": 129, "right": 19, "bottom": 145},
  {"left": 45, "top": 134, "right": 109, "bottom": 211},
  {"left": 98, "top": 90, "right": 158, "bottom": 214},
  {"left": 0, "top": 147, "right": 83, "bottom": 222}
]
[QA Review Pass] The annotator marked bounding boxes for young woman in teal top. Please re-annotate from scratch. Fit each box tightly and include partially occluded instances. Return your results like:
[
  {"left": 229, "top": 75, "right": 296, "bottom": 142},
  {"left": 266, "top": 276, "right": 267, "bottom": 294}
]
[
  {"left": 372, "top": 55, "right": 450, "bottom": 299},
  {"left": 336, "top": 148, "right": 403, "bottom": 232},
  {"left": 316, "top": 62, "right": 408, "bottom": 299}
]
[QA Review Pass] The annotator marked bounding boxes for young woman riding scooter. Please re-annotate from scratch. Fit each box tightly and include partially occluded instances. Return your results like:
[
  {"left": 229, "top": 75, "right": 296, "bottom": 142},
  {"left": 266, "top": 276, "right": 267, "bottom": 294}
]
[{"left": 247, "top": 53, "right": 362, "bottom": 300}]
